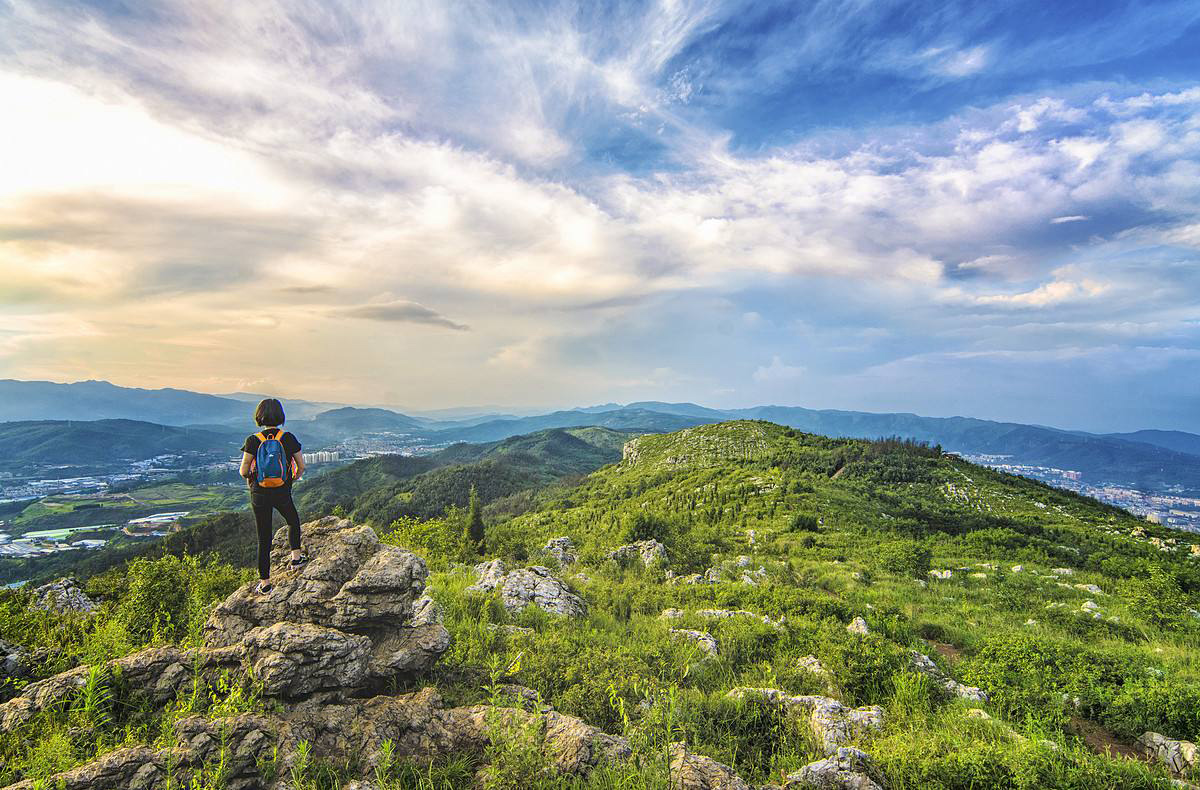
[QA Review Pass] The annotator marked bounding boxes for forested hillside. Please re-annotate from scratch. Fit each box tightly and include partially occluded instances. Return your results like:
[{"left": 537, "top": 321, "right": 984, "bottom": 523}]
[{"left": 2, "top": 421, "right": 1198, "bottom": 789}]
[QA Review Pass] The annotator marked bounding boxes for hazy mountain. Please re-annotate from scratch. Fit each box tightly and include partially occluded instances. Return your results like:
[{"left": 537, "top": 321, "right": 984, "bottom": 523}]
[
  {"left": 0, "top": 419, "right": 239, "bottom": 467},
  {"left": 0, "top": 380, "right": 248, "bottom": 425},
  {"left": 310, "top": 407, "right": 425, "bottom": 433},
  {"left": 1102, "top": 429, "right": 1200, "bottom": 458},
  {"left": 426, "top": 408, "right": 710, "bottom": 443}
]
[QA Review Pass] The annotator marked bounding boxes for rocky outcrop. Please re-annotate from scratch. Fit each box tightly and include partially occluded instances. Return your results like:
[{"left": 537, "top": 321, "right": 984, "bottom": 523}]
[
  {"left": 670, "top": 629, "right": 719, "bottom": 656},
  {"left": 1, "top": 517, "right": 448, "bottom": 733},
  {"left": 783, "top": 746, "right": 882, "bottom": 789},
  {"left": 542, "top": 536, "right": 578, "bottom": 566},
  {"left": 607, "top": 539, "right": 668, "bottom": 566},
  {"left": 468, "top": 560, "right": 587, "bottom": 617},
  {"left": 30, "top": 577, "right": 97, "bottom": 613},
  {"left": 1139, "top": 731, "right": 1198, "bottom": 775},
  {"left": 908, "top": 650, "right": 988, "bottom": 702},
  {"left": 669, "top": 742, "right": 750, "bottom": 790},
  {"left": 726, "top": 688, "right": 884, "bottom": 755}
]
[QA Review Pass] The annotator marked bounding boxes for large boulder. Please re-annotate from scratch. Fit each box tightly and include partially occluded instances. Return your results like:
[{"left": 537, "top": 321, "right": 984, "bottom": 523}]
[
  {"left": 468, "top": 560, "right": 587, "bottom": 617},
  {"left": 30, "top": 577, "right": 96, "bottom": 613},
  {"left": 1, "top": 518, "right": 450, "bottom": 733},
  {"left": 242, "top": 623, "right": 371, "bottom": 698},
  {"left": 204, "top": 517, "right": 430, "bottom": 644}
]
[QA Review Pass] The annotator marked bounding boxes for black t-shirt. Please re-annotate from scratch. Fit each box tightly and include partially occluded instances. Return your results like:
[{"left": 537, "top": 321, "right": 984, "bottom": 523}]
[{"left": 241, "top": 427, "right": 302, "bottom": 500}]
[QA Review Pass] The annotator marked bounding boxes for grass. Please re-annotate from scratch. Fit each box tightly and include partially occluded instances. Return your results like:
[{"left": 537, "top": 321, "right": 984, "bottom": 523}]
[{"left": 3, "top": 420, "right": 1199, "bottom": 788}]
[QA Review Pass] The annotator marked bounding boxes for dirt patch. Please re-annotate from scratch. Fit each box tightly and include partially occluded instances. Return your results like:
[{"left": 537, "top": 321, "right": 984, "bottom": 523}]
[
  {"left": 1068, "top": 716, "right": 1149, "bottom": 763},
  {"left": 930, "top": 640, "right": 964, "bottom": 663}
]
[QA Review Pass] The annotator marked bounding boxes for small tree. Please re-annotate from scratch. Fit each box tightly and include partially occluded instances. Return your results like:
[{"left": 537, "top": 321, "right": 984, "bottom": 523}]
[{"left": 467, "top": 484, "right": 485, "bottom": 553}]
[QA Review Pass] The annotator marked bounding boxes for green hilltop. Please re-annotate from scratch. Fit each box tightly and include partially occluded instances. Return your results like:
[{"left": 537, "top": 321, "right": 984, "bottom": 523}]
[{"left": 2, "top": 420, "right": 1198, "bottom": 789}]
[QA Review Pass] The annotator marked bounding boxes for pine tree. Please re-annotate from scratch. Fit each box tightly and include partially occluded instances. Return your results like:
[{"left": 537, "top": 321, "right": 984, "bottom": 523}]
[{"left": 467, "top": 484, "right": 485, "bottom": 553}]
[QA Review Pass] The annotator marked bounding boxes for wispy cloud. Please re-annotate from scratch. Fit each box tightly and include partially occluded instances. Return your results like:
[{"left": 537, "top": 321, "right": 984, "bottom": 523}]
[
  {"left": 334, "top": 300, "right": 470, "bottom": 331},
  {"left": 0, "top": 1, "right": 1198, "bottom": 428}
]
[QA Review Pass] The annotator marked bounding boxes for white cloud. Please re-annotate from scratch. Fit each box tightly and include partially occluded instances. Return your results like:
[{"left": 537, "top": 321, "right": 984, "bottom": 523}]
[{"left": 753, "top": 356, "right": 805, "bottom": 382}]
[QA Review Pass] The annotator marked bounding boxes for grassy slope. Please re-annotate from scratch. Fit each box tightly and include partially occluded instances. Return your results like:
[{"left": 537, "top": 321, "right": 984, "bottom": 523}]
[
  {"left": 5, "top": 420, "right": 1200, "bottom": 789},
  {"left": 423, "top": 420, "right": 1200, "bottom": 788}
]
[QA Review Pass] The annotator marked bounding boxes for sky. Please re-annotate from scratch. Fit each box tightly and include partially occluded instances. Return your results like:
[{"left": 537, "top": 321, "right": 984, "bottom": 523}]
[{"left": 1, "top": 1, "right": 1199, "bottom": 432}]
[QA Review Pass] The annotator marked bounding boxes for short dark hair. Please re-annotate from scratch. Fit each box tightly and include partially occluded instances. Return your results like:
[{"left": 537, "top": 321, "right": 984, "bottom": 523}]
[{"left": 254, "top": 398, "right": 285, "bottom": 427}]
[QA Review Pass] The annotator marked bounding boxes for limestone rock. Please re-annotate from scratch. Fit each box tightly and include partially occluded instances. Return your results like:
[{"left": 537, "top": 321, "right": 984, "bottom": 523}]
[
  {"left": 726, "top": 689, "right": 883, "bottom": 755},
  {"left": 411, "top": 594, "right": 444, "bottom": 626},
  {"left": 929, "top": 569, "right": 952, "bottom": 580},
  {"left": 669, "top": 742, "right": 750, "bottom": 790},
  {"left": 798, "top": 655, "right": 830, "bottom": 679},
  {"left": 909, "top": 649, "right": 989, "bottom": 702},
  {"left": 469, "top": 562, "right": 587, "bottom": 618},
  {"left": 542, "top": 536, "right": 578, "bottom": 566},
  {"left": 243, "top": 622, "right": 371, "bottom": 697},
  {"left": 846, "top": 617, "right": 870, "bottom": 635},
  {"left": 204, "top": 517, "right": 430, "bottom": 646},
  {"left": 1074, "top": 583, "right": 1105, "bottom": 596},
  {"left": 607, "top": 539, "right": 668, "bottom": 567},
  {"left": 30, "top": 577, "right": 96, "bottom": 613},
  {"left": 1139, "top": 731, "right": 1198, "bottom": 774},
  {"left": 0, "top": 638, "right": 27, "bottom": 683},
  {"left": 670, "top": 629, "right": 719, "bottom": 656},
  {"left": 784, "top": 747, "right": 881, "bottom": 790}
]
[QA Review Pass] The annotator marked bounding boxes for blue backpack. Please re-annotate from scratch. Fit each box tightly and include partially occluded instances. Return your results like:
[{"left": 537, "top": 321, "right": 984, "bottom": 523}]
[{"left": 254, "top": 430, "right": 290, "bottom": 488}]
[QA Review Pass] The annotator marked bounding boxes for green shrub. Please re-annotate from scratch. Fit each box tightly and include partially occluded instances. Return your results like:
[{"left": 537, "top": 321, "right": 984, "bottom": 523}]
[
  {"left": 1124, "top": 567, "right": 1190, "bottom": 630},
  {"left": 788, "top": 513, "right": 819, "bottom": 532},
  {"left": 876, "top": 540, "right": 931, "bottom": 579},
  {"left": 383, "top": 515, "right": 473, "bottom": 570}
]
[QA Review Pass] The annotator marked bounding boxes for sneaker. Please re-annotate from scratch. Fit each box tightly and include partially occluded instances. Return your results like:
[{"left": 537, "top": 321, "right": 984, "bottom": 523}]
[
  {"left": 290, "top": 553, "right": 308, "bottom": 570},
  {"left": 256, "top": 580, "right": 274, "bottom": 594}
]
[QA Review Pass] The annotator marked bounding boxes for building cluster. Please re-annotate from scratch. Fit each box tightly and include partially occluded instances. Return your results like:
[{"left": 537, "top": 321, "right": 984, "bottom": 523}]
[{"left": 961, "top": 454, "right": 1200, "bottom": 533}]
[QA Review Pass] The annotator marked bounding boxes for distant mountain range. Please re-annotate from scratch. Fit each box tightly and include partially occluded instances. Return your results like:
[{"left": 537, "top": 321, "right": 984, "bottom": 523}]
[
  {"left": 0, "top": 419, "right": 239, "bottom": 468},
  {"left": 4, "top": 379, "right": 1200, "bottom": 495}
]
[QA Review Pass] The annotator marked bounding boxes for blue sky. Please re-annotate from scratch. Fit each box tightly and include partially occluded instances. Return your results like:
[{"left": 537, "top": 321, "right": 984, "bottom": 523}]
[{"left": 1, "top": 0, "right": 1199, "bottom": 431}]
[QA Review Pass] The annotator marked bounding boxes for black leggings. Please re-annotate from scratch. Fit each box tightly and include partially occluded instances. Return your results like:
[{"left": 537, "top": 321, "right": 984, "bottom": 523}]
[{"left": 252, "top": 497, "right": 301, "bottom": 579}]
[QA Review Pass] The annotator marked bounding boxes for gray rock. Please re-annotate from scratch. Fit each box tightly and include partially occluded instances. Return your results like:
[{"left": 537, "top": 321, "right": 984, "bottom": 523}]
[
  {"left": 784, "top": 747, "right": 881, "bottom": 790},
  {"left": 204, "top": 517, "right": 430, "bottom": 645},
  {"left": 846, "top": 617, "right": 870, "bottom": 636},
  {"left": 670, "top": 629, "right": 719, "bottom": 656},
  {"left": 410, "top": 594, "right": 444, "bottom": 626},
  {"left": 607, "top": 540, "right": 668, "bottom": 567},
  {"left": 243, "top": 622, "right": 371, "bottom": 697},
  {"left": 669, "top": 742, "right": 750, "bottom": 790},
  {"left": 469, "top": 563, "right": 587, "bottom": 618},
  {"left": 726, "top": 689, "right": 884, "bottom": 755},
  {"left": 30, "top": 577, "right": 97, "bottom": 613},
  {"left": 542, "top": 536, "right": 577, "bottom": 566},
  {"left": 909, "top": 649, "right": 989, "bottom": 702},
  {"left": 1139, "top": 731, "right": 1198, "bottom": 774}
]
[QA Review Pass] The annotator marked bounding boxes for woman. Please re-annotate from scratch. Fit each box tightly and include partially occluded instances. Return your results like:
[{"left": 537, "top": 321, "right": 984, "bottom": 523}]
[{"left": 238, "top": 398, "right": 307, "bottom": 594}]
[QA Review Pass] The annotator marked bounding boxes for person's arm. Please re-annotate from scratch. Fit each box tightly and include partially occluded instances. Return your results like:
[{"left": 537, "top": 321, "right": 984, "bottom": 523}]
[
  {"left": 291, "top": 451, "right": 306, "bottom": 481},
  {"left": 239, "top": 451, "right": 254, "bottom": 478}
]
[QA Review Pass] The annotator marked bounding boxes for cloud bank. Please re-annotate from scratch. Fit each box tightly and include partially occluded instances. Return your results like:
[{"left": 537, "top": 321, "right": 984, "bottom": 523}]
[{"left": 0, "top": 0, "right": 1198, "bottom": 430}]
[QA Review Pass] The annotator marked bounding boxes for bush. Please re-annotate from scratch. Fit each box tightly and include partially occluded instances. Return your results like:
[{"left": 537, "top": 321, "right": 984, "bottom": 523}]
[
  {"left": 1124, "top": 567, "right": 1190, "bottom": 630},
  {"left": 118, "top": 554, "right": 243, "bottom": 644},
  {"left": 787, "top": 512, "right": 819, "bottom": 532},
  {"left": 383, "top": 515, "right": 472, "bottom": 570},
  {"left": 876, "top": 540, "right": 932, "bottom": 579}
]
